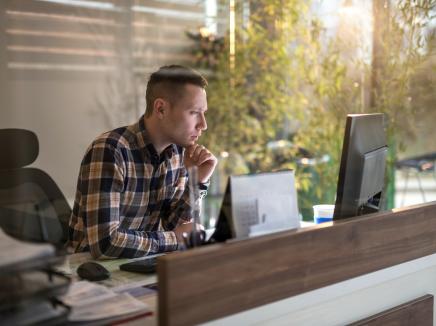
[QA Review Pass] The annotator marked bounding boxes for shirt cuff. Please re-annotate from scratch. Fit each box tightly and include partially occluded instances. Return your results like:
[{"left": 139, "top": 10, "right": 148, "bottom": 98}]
[{"left": 157, "top": 231, "right": 179, "bottom": 252}]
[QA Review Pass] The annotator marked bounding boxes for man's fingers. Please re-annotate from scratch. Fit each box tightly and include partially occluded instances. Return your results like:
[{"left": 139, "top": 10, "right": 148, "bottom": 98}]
[
  {"left": 187, "top": 144, "right": 207, "bottom": 161},
  {"left": 197, "top": 151, "right": 213, "bottom": 166},
  {"left": 185, "top": 144, "right": 217, "bottom": 172},
  {"left": 193, "top": 145, "right": 205, "bottom": 159},
  {"left": 186, "top": 144, "right": 202, "bottom": 158}
]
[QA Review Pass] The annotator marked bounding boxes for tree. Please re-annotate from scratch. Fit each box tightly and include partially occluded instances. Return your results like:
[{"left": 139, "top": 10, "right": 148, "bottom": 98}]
[
  {"left": 192, "top": 0, "right": 435, "bottom": 219},
  {"left": 369, "top": 0, "right": 435, "bottom": 207}
]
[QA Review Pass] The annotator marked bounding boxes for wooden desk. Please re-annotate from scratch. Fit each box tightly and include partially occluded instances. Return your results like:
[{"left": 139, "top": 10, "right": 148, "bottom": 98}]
[
  {"left": 158, "top": 201, "right": 436, "bottom": 326},
  {"left": 61, "top": 202, "right": 436, "bottom": 325}
]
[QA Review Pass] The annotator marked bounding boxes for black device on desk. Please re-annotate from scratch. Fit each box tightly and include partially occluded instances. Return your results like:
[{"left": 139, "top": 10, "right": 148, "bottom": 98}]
[
  {"left": 119, "top": 256, "right": 161, "bottom": 274},
  {"left": 77, "top": 261, "right": 110, "bottom": 281},
  {"left": 118, "top": 230, "right": 210, "bottom": 274}
]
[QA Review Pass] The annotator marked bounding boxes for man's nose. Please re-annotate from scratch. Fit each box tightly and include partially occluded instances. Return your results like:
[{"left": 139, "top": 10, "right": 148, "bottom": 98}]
[{"left": 198, "top": 113, "right": 207, "bottom": 131}]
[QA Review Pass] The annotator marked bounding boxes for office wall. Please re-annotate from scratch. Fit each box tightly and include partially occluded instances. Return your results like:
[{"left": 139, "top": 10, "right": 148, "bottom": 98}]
[{"left": 0, "top": 0, "right": 211, "bottom": 202}]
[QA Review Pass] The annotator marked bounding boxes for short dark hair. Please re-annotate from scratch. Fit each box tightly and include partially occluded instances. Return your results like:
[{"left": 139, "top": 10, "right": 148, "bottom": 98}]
[{"left": 145, "top": 65, "right": 208, "bottom": 117}]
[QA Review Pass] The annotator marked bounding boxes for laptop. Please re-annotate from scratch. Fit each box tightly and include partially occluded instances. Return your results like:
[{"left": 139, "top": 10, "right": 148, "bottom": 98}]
[{"left": 210, "top": 170, "right": 300, "bottom": 242}]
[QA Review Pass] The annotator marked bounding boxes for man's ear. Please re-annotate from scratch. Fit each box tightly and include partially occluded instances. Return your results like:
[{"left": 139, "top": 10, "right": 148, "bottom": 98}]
[{"left": 153, "top": 98, "right": 167, "bottom": 119}]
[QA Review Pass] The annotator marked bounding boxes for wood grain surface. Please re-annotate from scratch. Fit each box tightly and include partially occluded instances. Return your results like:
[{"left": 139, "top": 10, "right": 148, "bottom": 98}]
[
  {"left": 158, "top": 202, "right": 436, "bottom": 326},
  {"left": 349, "top": 294, "right": 433, "bottom": 326}
]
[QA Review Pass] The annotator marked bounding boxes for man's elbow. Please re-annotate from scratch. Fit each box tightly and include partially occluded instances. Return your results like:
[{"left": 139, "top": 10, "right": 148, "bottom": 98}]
[{"left": 89, "top": 236, "right": 118, "bottom": 259}]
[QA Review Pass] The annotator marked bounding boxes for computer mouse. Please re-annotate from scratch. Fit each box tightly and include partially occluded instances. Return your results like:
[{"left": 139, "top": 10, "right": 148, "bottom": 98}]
[{"left": 76, "top": 261, "right": 111, "bottom": 281}]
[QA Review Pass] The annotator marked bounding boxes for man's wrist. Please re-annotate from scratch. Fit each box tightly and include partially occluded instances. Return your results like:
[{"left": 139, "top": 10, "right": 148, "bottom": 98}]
[
  {"left": 198, "top": 180, "right": 210, "bottom": 199},
  {"left": 198, "top": 179, "right": 210, "bottom": 190}
]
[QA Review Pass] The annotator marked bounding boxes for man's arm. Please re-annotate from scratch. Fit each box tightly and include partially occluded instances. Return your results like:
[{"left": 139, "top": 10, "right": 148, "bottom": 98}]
[
  {"left": 78, "top": 141, "right": 178, "bottom": 259},
  {"left": 162, "top": 144, "right": 218, "bottom": 229}
]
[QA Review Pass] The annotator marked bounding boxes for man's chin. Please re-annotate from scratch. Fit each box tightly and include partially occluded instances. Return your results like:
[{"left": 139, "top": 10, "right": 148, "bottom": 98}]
[{"left": 174, "top": 140, "right": 195, "bottom": 148}]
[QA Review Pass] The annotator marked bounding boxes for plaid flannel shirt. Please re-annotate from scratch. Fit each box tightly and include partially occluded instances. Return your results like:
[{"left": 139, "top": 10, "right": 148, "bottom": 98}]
[{"left": 68, "top": 115, "right": 194, "bottom": 259}]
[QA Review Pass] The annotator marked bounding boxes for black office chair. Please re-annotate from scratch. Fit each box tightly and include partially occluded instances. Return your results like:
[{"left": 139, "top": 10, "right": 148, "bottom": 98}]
[{"left": 0, "top": 129, "right": 71, "bottom": 248}]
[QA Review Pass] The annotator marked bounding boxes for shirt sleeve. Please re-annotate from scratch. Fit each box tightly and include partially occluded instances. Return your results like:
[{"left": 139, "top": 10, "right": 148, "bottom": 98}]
[
  {"left": 161, "top": 166, "right": 205, "bottom": 230},
  {"left": 78, "top": 141, "right": 178, "bottom": 259}
]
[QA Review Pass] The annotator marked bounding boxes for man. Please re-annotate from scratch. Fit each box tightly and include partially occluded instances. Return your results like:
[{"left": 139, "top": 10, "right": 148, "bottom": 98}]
[{"left": 68, "top": 65, "right": 217, "bottom": 259}]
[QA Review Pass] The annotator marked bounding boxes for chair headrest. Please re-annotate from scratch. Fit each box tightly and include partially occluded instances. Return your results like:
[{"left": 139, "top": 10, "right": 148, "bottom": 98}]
[{"left": 0, "top": 129, "right": 39, "bottom": 169}]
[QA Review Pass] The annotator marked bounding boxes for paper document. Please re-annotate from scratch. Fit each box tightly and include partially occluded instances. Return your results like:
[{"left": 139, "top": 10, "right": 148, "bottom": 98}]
[
  {"left": 0, "top": 228, "right": 55, "bottom": 271},
  {"left": 60, "top": 281, "right": 150, "bottom": 322},
  {"left": 60, "top": 281, "right": 114, "bottom": 306}
]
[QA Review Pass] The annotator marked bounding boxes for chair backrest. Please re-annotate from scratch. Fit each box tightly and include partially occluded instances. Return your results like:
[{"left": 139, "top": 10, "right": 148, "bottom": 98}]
[{"left": 0, "top": 129, "right": 71, "bottom": 247}]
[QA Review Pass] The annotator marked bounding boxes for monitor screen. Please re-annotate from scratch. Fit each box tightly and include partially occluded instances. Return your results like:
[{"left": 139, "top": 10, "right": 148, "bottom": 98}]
[{"left": 333, "top": 113, "right": 388, "bottom": 220}]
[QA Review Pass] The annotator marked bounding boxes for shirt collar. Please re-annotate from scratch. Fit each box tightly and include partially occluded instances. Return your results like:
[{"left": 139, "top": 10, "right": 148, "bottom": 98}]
[{"left": 136, "top": 115, "right": 178, "bottom": 161}]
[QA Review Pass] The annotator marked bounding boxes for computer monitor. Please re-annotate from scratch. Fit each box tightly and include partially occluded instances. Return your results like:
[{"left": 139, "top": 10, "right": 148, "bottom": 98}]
[{"left": 333, "top": 113, "right": 388, "bottom": 219}]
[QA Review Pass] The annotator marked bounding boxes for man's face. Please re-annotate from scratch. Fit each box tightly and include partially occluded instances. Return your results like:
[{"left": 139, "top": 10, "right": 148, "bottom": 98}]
[{"left": 162, "top": 84, "right": 208, "bottom": 148}]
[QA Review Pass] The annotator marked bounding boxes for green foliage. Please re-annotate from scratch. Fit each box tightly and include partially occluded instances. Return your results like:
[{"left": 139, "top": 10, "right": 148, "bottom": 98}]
[
  {"left": 191, "top": 0, "right": 435, "bottom": 218},
  {"left": 369, "top": 0, "right": 435, "bottom": 207},
  {"left": 186, "top": 31, "right": 225, "bottom": 70},
  {"left": 375, "top": 0, "right": 435, "bottom": 144},
  {"left": 203, "top": 0, "right": 313, "bottom": 164},
  {"left": 296, "top": 0, "right": 435, "bottom": 210}
]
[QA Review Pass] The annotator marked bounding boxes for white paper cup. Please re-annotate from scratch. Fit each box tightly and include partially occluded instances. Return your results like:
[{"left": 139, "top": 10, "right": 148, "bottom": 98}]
[{"left": 313, "top": 204, "right": 335, "bottom": 224}]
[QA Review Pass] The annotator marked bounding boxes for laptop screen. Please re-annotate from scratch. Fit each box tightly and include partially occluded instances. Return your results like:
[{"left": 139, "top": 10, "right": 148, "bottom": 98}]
[{"left": 210, "top": 170, "right": 300, "bottom": 242}]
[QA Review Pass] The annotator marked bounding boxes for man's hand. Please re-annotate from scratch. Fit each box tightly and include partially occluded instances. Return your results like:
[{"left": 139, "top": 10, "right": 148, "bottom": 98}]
[
  {"left": 174, "top": 222, "right": 204, "bottom": 244},
  {"left": 184, "top": 144, "right": 218, "bottom": 183}
]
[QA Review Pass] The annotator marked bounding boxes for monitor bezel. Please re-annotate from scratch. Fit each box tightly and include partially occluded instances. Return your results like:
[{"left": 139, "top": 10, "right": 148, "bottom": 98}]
[{"left": 333, "top": 113, "right": 388, "bottom": 220}]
